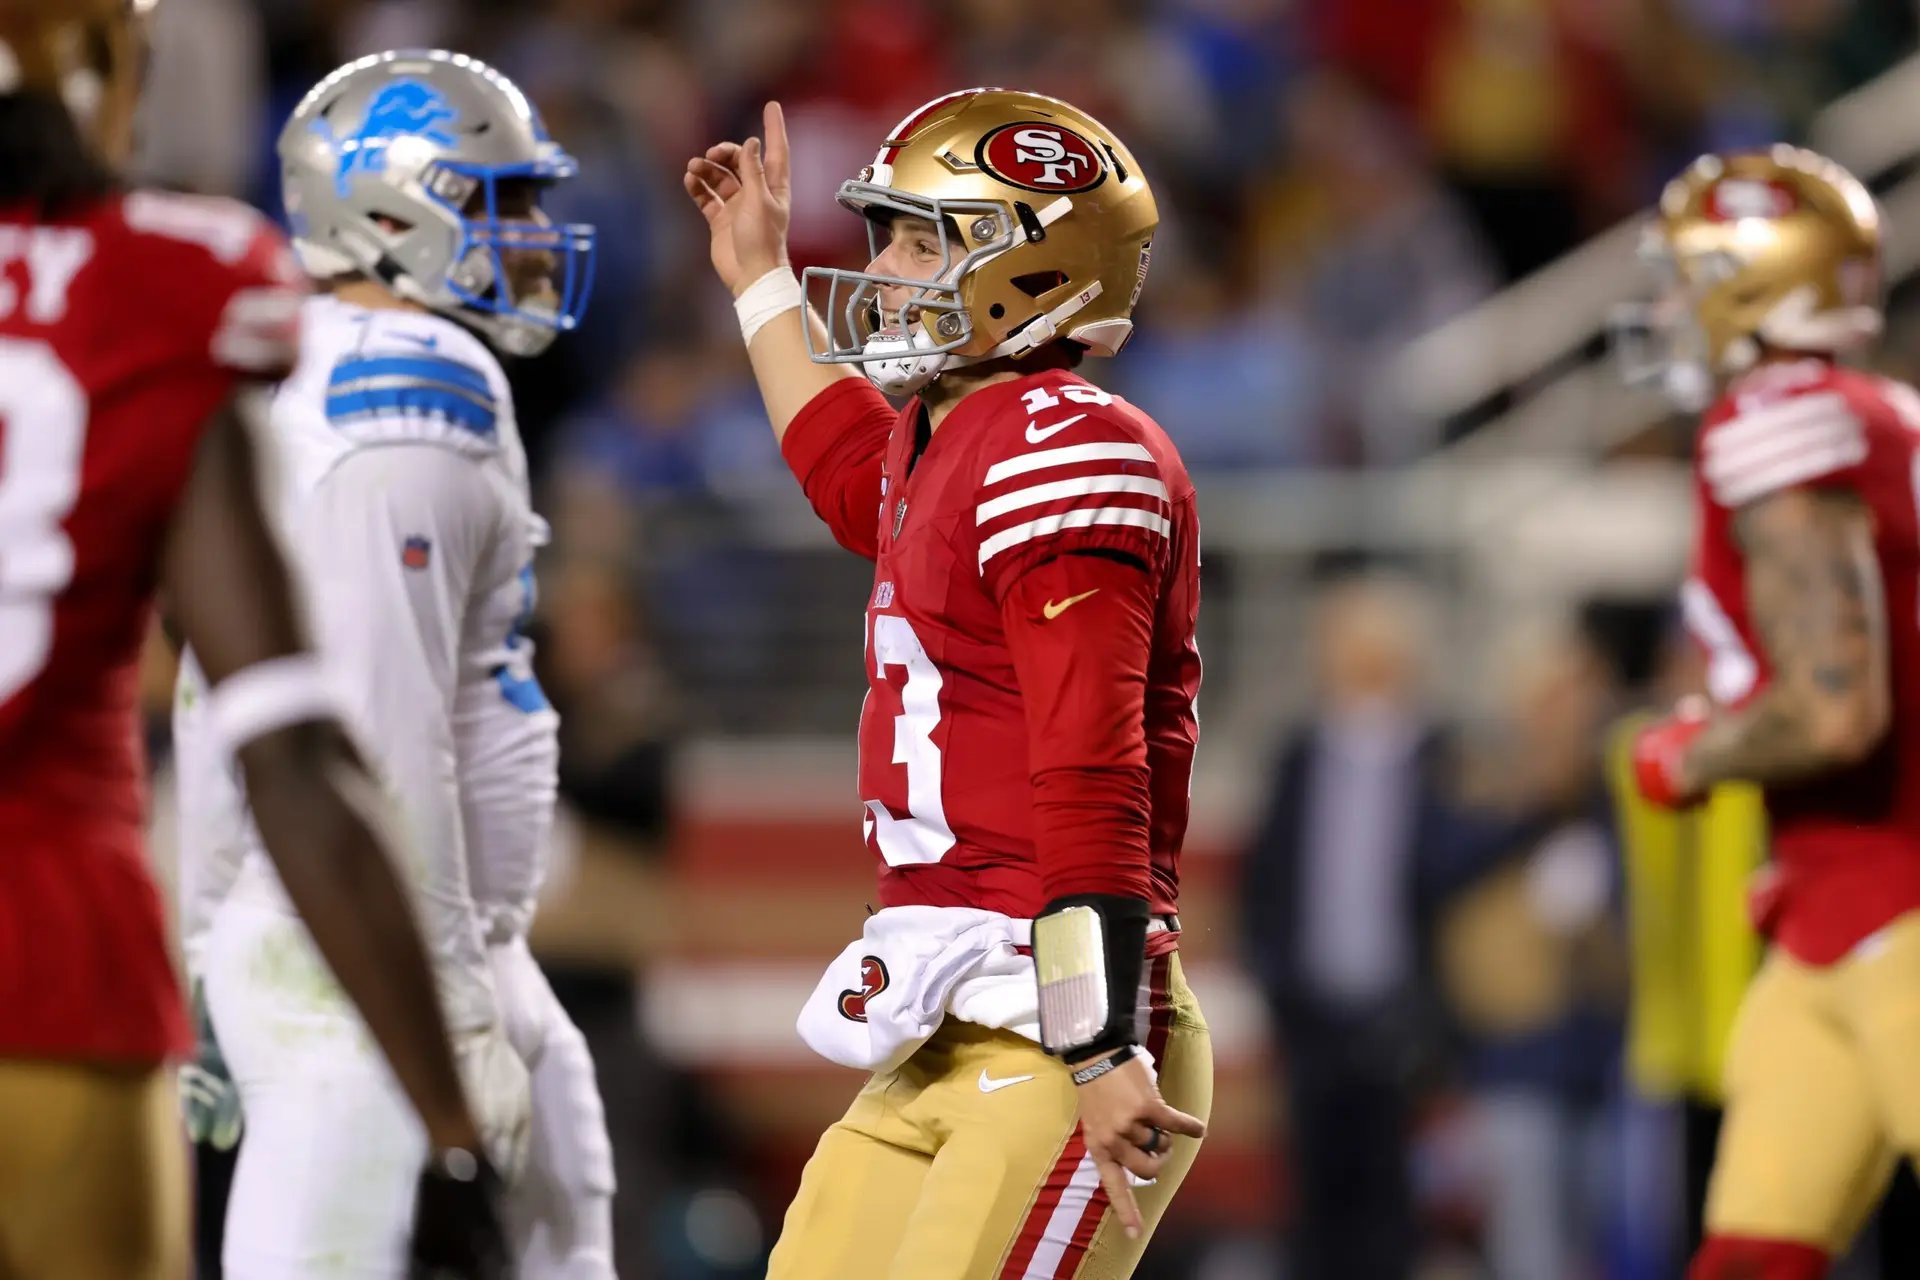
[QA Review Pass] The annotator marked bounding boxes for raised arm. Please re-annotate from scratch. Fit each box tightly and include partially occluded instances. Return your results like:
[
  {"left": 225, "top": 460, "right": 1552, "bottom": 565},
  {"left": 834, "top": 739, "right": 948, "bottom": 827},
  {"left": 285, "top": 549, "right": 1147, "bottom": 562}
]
[
  {"left": 684, "top": 101, "right": 858, "bottom": 439},
  {"left": 686, "top": 100, "right": 895, "bottom": 558}
]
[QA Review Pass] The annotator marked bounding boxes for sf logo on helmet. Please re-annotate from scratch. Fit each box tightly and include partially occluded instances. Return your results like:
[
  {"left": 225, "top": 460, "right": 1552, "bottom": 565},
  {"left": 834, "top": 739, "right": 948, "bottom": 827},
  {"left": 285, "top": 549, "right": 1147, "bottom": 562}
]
[
  {"left": 1705, "top": 178, "right": 1798, "bottom": 222},
  {"left": 977, "top": 122, "right": 1108, "bottom": 194},
  {"left": 315, "top": 78, "right": 460, "bottom": 197}
]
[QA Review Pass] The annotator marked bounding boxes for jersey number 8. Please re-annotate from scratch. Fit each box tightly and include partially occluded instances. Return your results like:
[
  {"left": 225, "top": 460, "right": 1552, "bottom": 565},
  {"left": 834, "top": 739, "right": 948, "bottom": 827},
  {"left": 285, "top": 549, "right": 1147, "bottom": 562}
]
[{"left": 0, "top": 338, "right": 87, "bottom": 705}]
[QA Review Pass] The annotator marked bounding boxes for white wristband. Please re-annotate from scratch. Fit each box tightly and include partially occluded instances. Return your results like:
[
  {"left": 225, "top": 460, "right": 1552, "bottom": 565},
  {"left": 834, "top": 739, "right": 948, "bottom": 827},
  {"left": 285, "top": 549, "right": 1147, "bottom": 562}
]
[
  {"left": 207, "top": 654, "right": 342, "bottom": 757},
  {"left": 734, "top": 267, "right": 804, "bottom": 345}
]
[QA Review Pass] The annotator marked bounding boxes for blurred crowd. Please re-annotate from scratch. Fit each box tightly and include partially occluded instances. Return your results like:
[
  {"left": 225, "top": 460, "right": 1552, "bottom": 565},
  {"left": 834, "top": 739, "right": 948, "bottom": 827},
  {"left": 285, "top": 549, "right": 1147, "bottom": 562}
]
[
  {"left": 134, "top": 2, "right": 1920, "bottom": 1277},
  {"left": 149, "top": 0, "right": 1919, "bottom": 476},
  {"left": 124, "top": 0, "right": 1917, "bottom": 740}
]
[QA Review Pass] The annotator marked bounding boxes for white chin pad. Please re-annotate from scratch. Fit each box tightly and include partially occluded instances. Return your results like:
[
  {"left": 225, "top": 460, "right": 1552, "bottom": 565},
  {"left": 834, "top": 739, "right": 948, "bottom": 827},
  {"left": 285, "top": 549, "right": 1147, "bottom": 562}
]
[
  {"left": 860, "top": 330, "right": 949, "bottom": 396},
  {"left": 1664, "top": 362, "right": 1714, "bottom": 412}
]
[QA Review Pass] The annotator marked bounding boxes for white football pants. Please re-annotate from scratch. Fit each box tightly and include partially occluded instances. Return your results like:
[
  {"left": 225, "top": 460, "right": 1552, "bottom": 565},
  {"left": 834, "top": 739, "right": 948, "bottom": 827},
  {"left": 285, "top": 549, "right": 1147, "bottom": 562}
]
[
  {"left": 203, "top": 900, "right": 557, "bottom": 1278},
  {"left": 490, "top": 934, "right": 618, "bottom": 1279},
  {"left": 204, "top": 897, "right": 433, "bottom": 1278}
]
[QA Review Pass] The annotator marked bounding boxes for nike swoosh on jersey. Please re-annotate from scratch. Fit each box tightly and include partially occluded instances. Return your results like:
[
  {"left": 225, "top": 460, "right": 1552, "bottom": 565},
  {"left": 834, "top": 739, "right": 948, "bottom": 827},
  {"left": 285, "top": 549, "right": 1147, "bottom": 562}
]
[
  {"left": 1024, "top": 413, "right": 1087, "bottom": 444},
  {"left": 978, "top": 1069, "right": 1035, "bottom": 1093},
  {"left": 1042, "top": 588, "right": 1101, "bottom": 620},
  {"left": 391, "top": 331, "right": 439, "bottom": 350}
]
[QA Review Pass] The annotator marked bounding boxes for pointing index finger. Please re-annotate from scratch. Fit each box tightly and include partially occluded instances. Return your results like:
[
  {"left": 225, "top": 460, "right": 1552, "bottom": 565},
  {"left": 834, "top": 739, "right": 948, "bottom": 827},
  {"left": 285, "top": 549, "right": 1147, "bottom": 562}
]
[{"left": 763, "top": 100, "right": 791, "bottom": 195}]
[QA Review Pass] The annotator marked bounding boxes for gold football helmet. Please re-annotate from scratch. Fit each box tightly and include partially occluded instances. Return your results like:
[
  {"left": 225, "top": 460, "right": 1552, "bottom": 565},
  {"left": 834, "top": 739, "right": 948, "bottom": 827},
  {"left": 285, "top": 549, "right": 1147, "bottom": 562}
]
[
  {"left": 805, "top": 87, "right": 1158, "bottom": 395},
  {"left": 0, "top": 0, "right": 156, "bottom": 165},
  {"left": 1617, "top": 147, "right": 1882, "bottom": 409}
]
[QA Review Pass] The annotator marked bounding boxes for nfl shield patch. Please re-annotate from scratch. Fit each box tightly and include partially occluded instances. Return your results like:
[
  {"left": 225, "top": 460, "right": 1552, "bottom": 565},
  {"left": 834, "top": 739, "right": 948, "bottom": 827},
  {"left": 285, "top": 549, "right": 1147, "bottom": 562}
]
[{"left": 401, "top": 536, "right": 433, "bottom": 571}]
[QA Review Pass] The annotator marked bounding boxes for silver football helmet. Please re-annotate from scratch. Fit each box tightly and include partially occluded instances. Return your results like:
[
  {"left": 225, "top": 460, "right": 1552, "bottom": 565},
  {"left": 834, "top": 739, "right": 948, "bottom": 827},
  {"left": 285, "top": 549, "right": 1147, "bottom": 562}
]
[{"left": 278, "top": 49, "right": 596, "bottom": 358}]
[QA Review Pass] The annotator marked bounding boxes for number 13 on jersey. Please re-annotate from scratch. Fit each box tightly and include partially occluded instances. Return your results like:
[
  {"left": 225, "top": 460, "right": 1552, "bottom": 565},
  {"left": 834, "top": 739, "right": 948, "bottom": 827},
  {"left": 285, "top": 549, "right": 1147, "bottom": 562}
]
[{"left": 862, "top": 612, "right": 956, "bottom": 866}]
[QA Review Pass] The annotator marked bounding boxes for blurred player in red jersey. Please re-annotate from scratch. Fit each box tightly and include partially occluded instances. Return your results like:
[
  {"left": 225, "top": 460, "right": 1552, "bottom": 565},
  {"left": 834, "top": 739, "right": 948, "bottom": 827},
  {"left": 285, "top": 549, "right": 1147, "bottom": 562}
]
[
  {"left": 1618, "top": 149, "right": 1920, "bottom": 1279},
  {"left": 0, "top": 3, "right": 507, "bottom": 1275},
  {"left": 686, "top": 93, "right": 1209, "bottom": 1277}
]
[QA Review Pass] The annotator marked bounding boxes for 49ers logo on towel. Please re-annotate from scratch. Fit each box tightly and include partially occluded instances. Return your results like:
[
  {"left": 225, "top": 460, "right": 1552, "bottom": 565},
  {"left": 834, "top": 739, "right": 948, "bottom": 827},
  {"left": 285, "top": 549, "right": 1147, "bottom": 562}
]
[
  {"left": 976, "top": 122, "right": 1107, "bottom": 194},
  {"left": 837, "top": 956, "right": 891, "bottom": 1023}
]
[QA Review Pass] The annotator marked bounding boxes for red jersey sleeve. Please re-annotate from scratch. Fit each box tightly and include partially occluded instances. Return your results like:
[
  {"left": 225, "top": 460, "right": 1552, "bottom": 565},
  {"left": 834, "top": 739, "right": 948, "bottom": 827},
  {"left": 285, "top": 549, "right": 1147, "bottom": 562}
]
[
  {"left": 973, "top": 394, "right": 1175, "bottom": 603},
  {"left": 781, "top": 376, "right": 898, "bottom": 561},
  {"left": 999, "top": 528, "right": 1160, "bottom": 904},
  {"left": 121, "top": 189, "right": 306, "bottom": 383},
  {"left": 1699, "top": 361, "right": 1869, "bottom": 511}
]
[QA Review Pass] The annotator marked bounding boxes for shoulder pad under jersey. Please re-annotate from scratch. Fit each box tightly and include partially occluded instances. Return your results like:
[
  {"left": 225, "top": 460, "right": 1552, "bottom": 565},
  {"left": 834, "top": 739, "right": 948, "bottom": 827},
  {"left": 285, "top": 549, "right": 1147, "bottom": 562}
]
[
  {"left": 1701, "top": 360, "right": 1866, "bottom": 509},
  {"left": 318, "top": 306, "right": 508, "bottom": 460},
  {"left": 972, "top": 375, "right": 1176, "bottom": 589}
]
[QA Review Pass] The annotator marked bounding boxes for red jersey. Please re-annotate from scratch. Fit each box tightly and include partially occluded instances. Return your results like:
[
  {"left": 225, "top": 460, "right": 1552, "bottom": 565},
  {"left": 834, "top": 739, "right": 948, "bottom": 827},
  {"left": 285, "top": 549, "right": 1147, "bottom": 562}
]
[
  {"left": 1686, "top": 358, "right": 1920, "bottom": 964},
  {"left": 0, "top": 190, "right": 303, "bottom": 1063},
  {"left": 782, "top": 370, "right": 1201, "bottom": 935}
]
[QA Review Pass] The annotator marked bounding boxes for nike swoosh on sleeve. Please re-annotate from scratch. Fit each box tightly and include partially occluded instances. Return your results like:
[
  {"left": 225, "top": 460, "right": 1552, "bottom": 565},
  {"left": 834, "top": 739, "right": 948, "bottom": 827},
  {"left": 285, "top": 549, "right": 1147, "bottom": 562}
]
[{"left": 1024, "top": 413, "right": 1087, "bottom": 444}]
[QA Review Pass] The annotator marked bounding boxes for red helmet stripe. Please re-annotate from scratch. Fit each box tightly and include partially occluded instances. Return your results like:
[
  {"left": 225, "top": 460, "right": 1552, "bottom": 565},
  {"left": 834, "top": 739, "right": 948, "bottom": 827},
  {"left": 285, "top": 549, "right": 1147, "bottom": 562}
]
[{"left": 878, "top": 87, "right": 998, "bottom": 165}]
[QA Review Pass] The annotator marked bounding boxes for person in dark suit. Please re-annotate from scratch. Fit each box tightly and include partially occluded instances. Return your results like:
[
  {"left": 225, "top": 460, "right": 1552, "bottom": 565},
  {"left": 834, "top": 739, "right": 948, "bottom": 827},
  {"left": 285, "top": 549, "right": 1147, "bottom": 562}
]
[{"left": 1240, "top": 574, "right": 1512, "bottom": 1280}]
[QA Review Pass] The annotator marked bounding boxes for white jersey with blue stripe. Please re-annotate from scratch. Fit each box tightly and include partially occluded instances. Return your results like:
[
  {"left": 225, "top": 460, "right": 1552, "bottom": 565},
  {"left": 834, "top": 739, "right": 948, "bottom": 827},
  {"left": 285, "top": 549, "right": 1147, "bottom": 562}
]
[{"left": 174, "top": 295, "right": 559, "bottom": 1033}]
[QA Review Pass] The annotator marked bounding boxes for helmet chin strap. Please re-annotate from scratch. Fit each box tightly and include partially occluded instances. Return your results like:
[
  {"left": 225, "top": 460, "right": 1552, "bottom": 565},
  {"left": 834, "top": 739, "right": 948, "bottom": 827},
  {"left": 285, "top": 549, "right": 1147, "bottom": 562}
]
[
  {"left": 1755, "top": 286, "right": 1883, "bottom": 354},
  {"left": 859, "top": 282, "right": 1105, "bottom": 395},
  {"left": 953, "top": 279, "right": 1104, "bottom": 367},
  {"left": 858, "top": 196, "right": 1091, "bottom": 395}
]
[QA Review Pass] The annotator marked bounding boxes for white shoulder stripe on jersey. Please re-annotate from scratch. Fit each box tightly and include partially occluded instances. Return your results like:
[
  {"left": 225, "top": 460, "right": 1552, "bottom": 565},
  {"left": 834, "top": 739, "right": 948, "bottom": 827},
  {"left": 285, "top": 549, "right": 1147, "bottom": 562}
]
[
  {"left": 1703, "top": 415, "right": 1858, "bottom": 489},
  {"left": 983, "top": 442, "right": 1154, "bottom": 486},
  {"left": 1706, "top": 391, "right": 1857, "bottom": 455},
  {"left": 1706, "top": 411, "right": 1861, "bottom": 471},
  {"left": 978, "top": 506, "right": 1172, "bottom": 570},
  {"left": 976, "top": 474, "right": 1169, "bottom": 523},
  {"left": 1709, "top": 438, "right": 1869, "bottom": 508}
]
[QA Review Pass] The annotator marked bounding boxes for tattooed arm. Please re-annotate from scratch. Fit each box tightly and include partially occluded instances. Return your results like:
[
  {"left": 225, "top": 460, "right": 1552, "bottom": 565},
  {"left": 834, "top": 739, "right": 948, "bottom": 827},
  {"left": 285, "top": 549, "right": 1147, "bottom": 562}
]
[{"left": 1679, "top": 487, "right": 1891, "bottom": 792}]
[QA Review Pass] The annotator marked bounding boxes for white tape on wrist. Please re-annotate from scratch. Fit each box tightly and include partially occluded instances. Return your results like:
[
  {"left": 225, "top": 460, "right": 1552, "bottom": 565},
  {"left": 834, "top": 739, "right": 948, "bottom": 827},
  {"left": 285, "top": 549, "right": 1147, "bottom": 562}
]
[
  {"left": 734, "top": 267, "right": 804, "bottom": 345},
  {"left": 206, "top": 654, "right": 342, "bottom": 756}
]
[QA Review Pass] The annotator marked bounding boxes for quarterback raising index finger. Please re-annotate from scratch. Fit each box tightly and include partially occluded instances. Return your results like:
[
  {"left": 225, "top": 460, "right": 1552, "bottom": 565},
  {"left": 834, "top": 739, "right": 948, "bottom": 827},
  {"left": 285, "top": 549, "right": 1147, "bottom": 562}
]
[{"left": 687, "top": 93, "right": 1211, "bottom": 1278}]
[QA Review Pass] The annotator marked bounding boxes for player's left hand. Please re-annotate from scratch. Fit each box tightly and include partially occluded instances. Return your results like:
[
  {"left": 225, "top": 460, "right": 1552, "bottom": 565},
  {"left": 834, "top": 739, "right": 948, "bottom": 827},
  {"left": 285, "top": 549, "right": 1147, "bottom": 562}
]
[
  {"left": 1632, "top": 696, "right": 1712, "bottom": 809},
  {"left": 179, "top": 978, "right": 244, "bottom": 1151},
  {"left": 1073, "top": 1051, "right": 1205, "bottom": 1240},
  {"left": 453, "top": 1025, "right": 532, "bottom": 1184}
]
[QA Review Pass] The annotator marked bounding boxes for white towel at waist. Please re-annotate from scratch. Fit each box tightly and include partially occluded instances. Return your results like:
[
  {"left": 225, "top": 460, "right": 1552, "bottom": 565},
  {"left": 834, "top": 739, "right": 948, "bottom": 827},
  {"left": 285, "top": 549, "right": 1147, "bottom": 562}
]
[{"left": 796, "top": 905, "right": 1039, "bottom": 1073}]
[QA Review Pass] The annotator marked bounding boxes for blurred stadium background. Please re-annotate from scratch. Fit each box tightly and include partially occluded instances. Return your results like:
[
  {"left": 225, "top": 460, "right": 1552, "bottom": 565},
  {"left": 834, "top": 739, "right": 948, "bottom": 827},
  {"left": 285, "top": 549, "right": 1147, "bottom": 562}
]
[{"left": 129, "top": 1, "right": 1920, "bottom": 1276}]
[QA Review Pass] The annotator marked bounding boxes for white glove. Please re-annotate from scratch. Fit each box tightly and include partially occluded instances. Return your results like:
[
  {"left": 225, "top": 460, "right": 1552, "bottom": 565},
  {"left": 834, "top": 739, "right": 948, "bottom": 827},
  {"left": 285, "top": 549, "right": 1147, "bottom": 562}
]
[{"left": 454, "top": 1024, "right": 532, "bottom": 1183}]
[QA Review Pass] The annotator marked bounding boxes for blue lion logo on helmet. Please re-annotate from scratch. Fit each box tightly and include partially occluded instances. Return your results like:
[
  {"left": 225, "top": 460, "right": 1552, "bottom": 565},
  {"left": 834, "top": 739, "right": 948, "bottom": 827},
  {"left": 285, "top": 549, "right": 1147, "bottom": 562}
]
[{"left": 316, "top": 78, "right": 459, "bottom": 197}]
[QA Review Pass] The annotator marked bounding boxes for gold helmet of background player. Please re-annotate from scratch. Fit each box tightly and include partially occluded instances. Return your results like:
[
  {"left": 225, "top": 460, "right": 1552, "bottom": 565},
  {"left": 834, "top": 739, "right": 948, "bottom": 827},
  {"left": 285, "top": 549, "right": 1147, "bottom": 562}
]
[
  {"left": 0, "top": 0, "right": 156, "bottom": 166},
  {"left": 1618, "top": 147, "right": 1882, "bottom": 409},
  {"left": 802, "top": 87, "right": 1159, "bottom": 396}
]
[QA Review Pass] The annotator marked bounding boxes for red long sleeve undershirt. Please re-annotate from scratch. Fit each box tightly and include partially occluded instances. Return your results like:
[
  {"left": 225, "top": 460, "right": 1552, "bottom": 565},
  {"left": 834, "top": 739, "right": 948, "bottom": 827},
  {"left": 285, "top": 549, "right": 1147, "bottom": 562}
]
[
  {"left": 999, "top": 550, "right": 1158, "bottom": 904},
  {"left": 780, "top": 377, "right": 894, "bottom": 562}
]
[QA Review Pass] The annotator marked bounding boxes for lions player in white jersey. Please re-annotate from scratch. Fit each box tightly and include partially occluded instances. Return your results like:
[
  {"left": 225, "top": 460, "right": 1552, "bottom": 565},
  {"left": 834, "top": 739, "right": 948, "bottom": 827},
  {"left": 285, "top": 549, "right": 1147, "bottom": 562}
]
[{"left": 172, "top": 49, "right": 615, "bottom": 1278}]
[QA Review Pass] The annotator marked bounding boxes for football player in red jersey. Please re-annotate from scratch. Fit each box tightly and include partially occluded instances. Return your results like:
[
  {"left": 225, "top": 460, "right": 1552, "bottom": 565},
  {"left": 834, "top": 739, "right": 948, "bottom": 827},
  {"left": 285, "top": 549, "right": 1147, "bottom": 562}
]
[
  {"left": 0, "top": 4, "right": 505, "bottom": 1275},
  {"left": 686, "top": 93, "right": 1209, "bottom": 1277},
  {"left": 1619, "top": 149, "right": 1920, "bottom": 1279}
]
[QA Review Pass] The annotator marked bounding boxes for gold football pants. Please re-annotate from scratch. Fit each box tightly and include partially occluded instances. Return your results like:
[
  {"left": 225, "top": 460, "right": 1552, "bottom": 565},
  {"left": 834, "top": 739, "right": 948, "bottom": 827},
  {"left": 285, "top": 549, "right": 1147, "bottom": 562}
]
[
  {"left": 768, "top": 951, "right": 1212, "bottom": 1280},
  {"left": 0, "top": 1060, "right": 188, "bottom": 1279},
  {"left": 1707, "top": 911, "right": 1920, "bottom": 1251}
]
